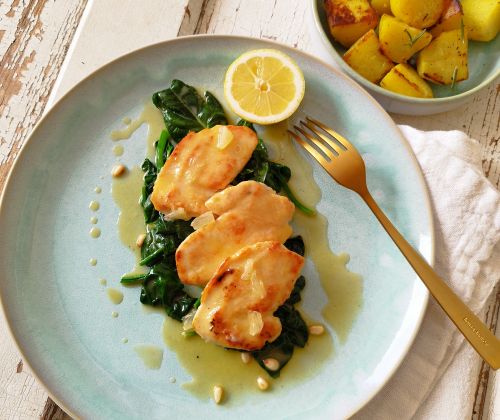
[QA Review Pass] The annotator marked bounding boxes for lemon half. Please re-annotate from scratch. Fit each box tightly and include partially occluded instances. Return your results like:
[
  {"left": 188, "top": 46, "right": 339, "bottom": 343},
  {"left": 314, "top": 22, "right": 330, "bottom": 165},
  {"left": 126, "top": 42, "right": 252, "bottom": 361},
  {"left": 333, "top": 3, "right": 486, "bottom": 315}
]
[{"left": 224, "top": 49, "right": 305, "bottom": 125}]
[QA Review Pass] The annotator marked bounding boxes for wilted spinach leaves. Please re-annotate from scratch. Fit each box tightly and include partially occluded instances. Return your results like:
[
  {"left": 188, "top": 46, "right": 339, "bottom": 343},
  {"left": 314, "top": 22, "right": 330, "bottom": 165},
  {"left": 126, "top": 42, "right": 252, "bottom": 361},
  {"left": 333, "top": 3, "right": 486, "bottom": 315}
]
[
  {"left": 152, "top": 79, "right": 227, "bottom": 142},
  {"left": 121, "top": 214, "right": 197, "bottom": 321}
]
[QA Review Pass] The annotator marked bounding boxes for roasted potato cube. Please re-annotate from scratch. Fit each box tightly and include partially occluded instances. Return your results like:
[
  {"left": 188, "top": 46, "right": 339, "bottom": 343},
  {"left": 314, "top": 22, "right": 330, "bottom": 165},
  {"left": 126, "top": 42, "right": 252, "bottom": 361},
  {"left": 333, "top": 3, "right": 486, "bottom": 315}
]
[
  {"left": 324, "top": 0, "right": 379, "bottom": 48},
  {"left": 430, "top": 0, "right": 464, "bottom": 38},
  {"left": 417, "top": 29, "right": 468, "bottom": 85},
  {"left": 461, "top": 0, "right": 500, "bottom": 42},
  {"left": 379, "top": 14, "right": 433, "bottom": 63},
  {"left": 380, "top": 64, "right": 434, "bottom": 98},
  {"left": 391, "top": 0, "right": 447, "bottom": 28},
  {"left": 370, "top": 0, "right": 391, "bottom": 16},
  {"left": 343, "top": 29, "right": 394, "bottom": 83}
]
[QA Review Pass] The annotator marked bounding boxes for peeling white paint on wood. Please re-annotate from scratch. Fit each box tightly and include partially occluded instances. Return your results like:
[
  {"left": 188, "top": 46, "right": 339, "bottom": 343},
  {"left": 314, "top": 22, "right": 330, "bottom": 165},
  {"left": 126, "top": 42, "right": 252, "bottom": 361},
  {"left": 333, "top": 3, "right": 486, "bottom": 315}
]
[
  {"left": 49, "top": 0, "right": 192, "bottom": 103},
  {"left": 0, "top": 0, "right": 498, "bottom": 418},
  {"left": 0, "top": 0, "right": 88, "bottom": 186},
  {"left": 0, "top": 1, "right": 88, "bottom": 418}
]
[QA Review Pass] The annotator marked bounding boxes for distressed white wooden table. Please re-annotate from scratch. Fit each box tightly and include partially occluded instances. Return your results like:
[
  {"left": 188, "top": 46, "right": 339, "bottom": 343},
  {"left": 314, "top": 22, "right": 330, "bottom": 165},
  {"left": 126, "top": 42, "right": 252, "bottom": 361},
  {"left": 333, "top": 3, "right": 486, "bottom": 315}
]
[{"left": 0, "top": 1, "right": 499, "bottom": 418}]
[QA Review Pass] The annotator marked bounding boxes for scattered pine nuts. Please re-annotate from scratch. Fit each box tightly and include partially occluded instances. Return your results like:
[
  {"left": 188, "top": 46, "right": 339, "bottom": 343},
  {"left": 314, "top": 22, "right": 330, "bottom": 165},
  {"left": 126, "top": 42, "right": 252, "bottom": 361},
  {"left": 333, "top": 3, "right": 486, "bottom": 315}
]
[
  {"left": 309, "top": 325, "right": 325, "bottom": 335},
  {"left": 240, "top": 352, "right": 251, "bottom": 364},
  {"left": 213, "top": 385, "right": 224, "bottom": 404},
  {"left": 263, "top": 358, "right": 279, "bottom": 371},
  {"left": 136, "top": 233, "right": 146, "bottom": 247},
  {"left": 112, "top": 164, "right": 126, "bottom": 177},
  {"left": 256, "top": 376, "right": 269, "bottom": 391}
]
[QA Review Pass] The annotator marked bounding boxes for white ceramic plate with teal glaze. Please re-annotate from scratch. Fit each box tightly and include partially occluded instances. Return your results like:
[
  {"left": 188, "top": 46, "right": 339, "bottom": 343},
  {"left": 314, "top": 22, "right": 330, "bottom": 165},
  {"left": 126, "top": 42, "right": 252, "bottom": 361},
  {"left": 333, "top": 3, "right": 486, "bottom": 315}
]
[
  {"left": 0, "top": 36, "right": 432, "bottom": 419},
  {"left": 310, "top": 0, "right": 500, "bottom": 115}
]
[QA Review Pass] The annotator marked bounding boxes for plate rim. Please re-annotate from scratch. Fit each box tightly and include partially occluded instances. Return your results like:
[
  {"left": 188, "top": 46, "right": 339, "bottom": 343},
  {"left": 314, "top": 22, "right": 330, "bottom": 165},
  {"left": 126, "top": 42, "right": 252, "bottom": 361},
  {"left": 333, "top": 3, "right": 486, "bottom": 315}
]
[{"left": 0, "top": 34, "right": 434, "bottom": 419}]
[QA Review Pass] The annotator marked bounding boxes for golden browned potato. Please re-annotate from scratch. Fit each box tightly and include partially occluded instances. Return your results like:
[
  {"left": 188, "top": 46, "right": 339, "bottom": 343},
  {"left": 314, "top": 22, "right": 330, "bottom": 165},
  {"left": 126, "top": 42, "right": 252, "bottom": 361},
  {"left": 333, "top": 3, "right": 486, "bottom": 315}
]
[
  {"left": 417, "top": 29, "right": 468, "bottom": 85},
  {"left": 192, "top": 241, "right": 304, "bottom": 351},
  {"left": 343, "top": 29, "right": 394, "bottom": 83},
  {"left": 370, "top": 0, "right": 391, "bottom": 16},
  {"left": 390, "top": 0, "right": 447, "bottom": 28},
  {"left": 380, "top": 64, "right": 434, "bottom": 98},
  {"left": 379, "top": 14, "right": 433, "bottom": 63},
  {"left": 430, "top": 0, "right": 464, "bottom": 38},
  {"left": 324, "top": 0, "right": 379, "bottom": 48},
  {"left": 461, "top": 0, "right": 500, "bottom": 42}
]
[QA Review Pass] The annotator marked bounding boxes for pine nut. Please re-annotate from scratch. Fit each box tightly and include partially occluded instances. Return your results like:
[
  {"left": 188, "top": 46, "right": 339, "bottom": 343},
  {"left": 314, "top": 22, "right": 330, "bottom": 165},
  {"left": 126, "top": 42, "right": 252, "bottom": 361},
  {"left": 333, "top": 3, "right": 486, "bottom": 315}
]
[
  {"left": 257, "top": 376, "right": 269, "bottom": 391},
  {"left": 263, "top": 358, "right": 279, "bottom": 371},
  {"left": 136, "top": 233, "right": 146, "bottom": 247},
  {"left": 241, "top": 352, "right": 251, "bottom": 364},
  {"left": 213, "top": 385, "right": 223, "bottom": 404},
  {"left": 112, "top": 164, "right": 126, "bottom": 177},
  {"left": 309, "top": 325, "right": 325, "bottom": 335}
]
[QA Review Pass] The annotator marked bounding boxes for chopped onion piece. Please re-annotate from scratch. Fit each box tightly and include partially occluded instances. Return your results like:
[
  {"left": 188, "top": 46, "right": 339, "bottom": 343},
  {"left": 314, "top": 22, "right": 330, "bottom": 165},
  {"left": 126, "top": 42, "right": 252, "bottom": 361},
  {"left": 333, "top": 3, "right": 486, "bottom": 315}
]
[
  {"left": 248, "top": 311, "right": 263, "bottom": 336},
  {"left": 241, "top": 259, "right": 254, "bottom": 281},
  {"left": 216, "top": 126, "right": 234, "bottom": 149},
  {"left": 241, "top": 260, "right": 266, "bottom": 300},
  {"left": 182, "top": 308, "right": 197, "bottom": 332},
  {"left": 190, "top": 211, "right": 215, "bottom": 230},
  {"left": 250, "top": 272, "right": 266, "bottom": 300},
  {"left": 164, "top": 207, "right": 190, "bottom": 221}
]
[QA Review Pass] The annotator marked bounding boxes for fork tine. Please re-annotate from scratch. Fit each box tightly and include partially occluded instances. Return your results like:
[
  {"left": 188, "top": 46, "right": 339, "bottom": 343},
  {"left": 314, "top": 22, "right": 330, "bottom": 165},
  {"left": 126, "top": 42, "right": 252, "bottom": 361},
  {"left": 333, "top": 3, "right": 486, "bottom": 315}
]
[
  {"left": 294, "top": 124, "right": 334, "bottom": 159},
  {"left": 300, "top": 120, "right": 343, "bottom": 156},
  {"left": 287, "top": 130, "right": 330, "bottom": 167},
  {"left": 306, "top": 117, "right": 352, "bottom": 150}
]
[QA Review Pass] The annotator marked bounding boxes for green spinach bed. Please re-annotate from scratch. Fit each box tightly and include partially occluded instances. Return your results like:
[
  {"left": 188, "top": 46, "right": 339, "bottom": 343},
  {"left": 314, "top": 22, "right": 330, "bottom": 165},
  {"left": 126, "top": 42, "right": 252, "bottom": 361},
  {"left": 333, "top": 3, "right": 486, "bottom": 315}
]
[{"left": 121, "top": 80, "right": 313, "bottom": 378}]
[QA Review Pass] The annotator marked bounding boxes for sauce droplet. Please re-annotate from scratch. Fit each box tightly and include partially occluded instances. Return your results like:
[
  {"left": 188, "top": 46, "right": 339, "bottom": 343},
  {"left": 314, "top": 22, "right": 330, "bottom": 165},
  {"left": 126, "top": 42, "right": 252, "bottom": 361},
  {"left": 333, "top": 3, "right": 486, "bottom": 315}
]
[
  {"left": 110, "top": 102, "right": 164, "bottom": 159},
  {"left": 90, "top": 217, "right": 98, "bottom": 224},
  {"left": 89, "top": 201, "right": 100, "bottom": 211},
  {"left": 94, "top": 186, "right": 102, "bottom": 194},
  {"left": 134, "top": 344, "right": 163, "bottom": 370},
  {"left": 90, "top": 227, "right": 101, "bottom": 238},
  {"left": 99, "top": 278, "right": 107, "bottom": 286},
  {"left": 111, "top": 311, "right": 119, "bottom": 318},
  {"left": 113, "top": 145, "right": 124, "bottom": 156},
  {"left": 89, "top": 258, "right": 97, "bottom": 266},
  {"left": 107, "top": 288, "right": 124, "bottom": 305},
  {"left": 122, "top": 337, "right": 129, "bottom": 344}
]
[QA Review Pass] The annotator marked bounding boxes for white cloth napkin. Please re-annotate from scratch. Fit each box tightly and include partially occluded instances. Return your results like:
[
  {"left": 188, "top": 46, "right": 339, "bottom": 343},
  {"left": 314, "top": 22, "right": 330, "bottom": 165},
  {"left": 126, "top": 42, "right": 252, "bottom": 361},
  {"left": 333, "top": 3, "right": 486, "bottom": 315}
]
[{"left": 354, "top": 126, "right": 500, "bottom": 420}]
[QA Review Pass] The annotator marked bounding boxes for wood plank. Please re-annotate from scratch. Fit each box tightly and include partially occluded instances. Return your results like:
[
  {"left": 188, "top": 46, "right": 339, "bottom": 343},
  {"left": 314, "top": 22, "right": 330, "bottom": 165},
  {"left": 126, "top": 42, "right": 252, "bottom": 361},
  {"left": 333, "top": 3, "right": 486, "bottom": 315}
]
[
  {"left": 191, "top": 0, "right": 311, "bottom": 47},
  {"left": 48, "top": 0, "right": 192, "bottom": 104},
  {"left": 0, "top": 0, "right": 88, "bottom": 418},
  {"left": 0, "top": 307, "right": 48, "bottom": 418},
  {"left": 0, "top": 0, "right": 88, "bottom": 190}
]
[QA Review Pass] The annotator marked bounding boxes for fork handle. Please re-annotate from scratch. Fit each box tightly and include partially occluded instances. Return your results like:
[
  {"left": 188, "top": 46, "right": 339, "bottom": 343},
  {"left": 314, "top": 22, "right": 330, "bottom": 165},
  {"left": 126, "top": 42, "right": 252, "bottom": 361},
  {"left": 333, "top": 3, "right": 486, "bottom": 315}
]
[{"left": 360, "top": 190, "right": 500, "bottom": 370}]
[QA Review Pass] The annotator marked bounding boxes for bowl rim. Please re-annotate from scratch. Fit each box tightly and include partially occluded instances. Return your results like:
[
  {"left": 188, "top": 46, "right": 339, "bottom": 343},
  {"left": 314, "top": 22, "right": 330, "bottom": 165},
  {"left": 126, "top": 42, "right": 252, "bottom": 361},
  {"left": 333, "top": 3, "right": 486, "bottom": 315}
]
[
  {"left": 0, "top": 33, "right": 433, "bottom": 419},
  {"left": 311, "top": 0, "right": 500, "bottom": 104}
]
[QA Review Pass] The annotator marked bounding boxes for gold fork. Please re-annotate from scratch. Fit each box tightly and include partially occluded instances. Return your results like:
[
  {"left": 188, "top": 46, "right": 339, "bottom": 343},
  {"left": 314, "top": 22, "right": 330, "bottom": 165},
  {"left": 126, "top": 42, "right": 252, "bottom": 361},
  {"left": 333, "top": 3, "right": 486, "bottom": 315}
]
[{"left": 289, "top": 117, "right": 500, "bottom": 370}]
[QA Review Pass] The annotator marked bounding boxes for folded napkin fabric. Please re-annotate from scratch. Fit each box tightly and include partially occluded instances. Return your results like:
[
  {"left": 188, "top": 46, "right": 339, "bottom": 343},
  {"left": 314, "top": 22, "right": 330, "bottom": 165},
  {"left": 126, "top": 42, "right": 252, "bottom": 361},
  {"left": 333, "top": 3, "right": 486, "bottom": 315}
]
[{"left": 355, "top": 126, "right": 500, "bottom": 420}]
